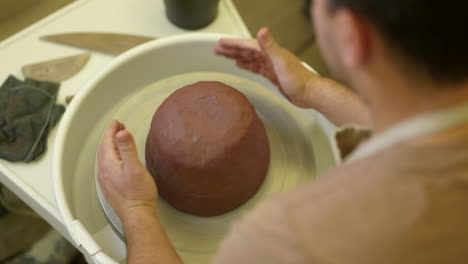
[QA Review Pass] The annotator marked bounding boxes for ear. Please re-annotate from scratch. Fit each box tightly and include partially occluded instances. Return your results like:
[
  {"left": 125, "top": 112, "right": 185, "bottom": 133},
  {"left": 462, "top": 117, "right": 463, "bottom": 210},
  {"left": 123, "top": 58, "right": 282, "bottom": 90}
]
[{"left": 334, "top": 9, "right": 372, "bottom": 68}]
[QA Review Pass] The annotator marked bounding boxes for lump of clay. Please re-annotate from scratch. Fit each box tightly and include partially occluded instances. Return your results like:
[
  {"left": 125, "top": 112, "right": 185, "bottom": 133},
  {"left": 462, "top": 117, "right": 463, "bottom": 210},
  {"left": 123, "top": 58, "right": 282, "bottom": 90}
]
[{"left": 145, "top": 81, "right": 270, "bottom": 216}]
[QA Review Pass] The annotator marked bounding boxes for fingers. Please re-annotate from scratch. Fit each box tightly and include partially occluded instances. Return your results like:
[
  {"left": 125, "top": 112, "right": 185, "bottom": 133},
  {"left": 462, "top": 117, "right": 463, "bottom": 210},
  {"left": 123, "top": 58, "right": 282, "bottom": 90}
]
[
  {"left": 214, "top": 33, "right": 282, "bottom": 84},
  {"left": 215, "top": 38, "right": 267, "bottom": 76},
  {"left": 216, "top": 47, "right": 258, "bottom": 60},
  {"left": 214, "top": 38, "right": 261, "bottom": 60},
  {"left": 216, "top": 38, "right": 260, "bottom": 52},
  {"left": 98, "top": 120, "right": 125, "bottom": 162},
  {"left": 257, "top": 28, "right": 283, "bottom": 62},
  {"left": 236, "top": 60, "right": 259, "bottom": 73},
  {"left": 116, "top": 121, "right": 125, "bottom": 131},
  {"left": 115, "top": 129, "right": 141, "bottom": 166},
  {"left": 105, "top": 120, "right": 123, "bottom": 141}
]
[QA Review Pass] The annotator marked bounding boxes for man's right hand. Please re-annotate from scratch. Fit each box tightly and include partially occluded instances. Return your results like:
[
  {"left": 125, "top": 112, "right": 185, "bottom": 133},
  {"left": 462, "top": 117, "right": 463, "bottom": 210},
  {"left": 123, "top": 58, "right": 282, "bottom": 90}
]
[
  {"left": 97, "top": 120, "right": 158, "bottom": 222},
  {"left": 215, "top": 28, "right": 317, "bottom": 108}
]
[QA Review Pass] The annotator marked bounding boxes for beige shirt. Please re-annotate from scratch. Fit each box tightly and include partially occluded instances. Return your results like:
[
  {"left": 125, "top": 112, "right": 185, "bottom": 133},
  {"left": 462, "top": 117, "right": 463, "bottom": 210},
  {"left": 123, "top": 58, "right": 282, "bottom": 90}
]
[{"left": 213, "top": 125, "right": 468, "bottom": 263}]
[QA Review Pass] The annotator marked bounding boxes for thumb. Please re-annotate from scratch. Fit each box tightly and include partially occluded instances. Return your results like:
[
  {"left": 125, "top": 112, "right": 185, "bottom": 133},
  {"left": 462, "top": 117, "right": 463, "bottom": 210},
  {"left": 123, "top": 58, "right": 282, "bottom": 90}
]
[
  {"left": 115, "top": 130, "right": 140, "bottom": 164},
  {"left": 257, "top": 28, "right": 282, "bottom": 60}
]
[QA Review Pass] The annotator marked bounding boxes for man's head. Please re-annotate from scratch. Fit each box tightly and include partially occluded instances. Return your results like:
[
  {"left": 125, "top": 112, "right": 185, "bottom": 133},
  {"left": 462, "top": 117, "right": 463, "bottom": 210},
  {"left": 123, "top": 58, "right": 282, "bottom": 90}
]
[{"left": 310, "top": 0, "right": 468, "bottom": 88}]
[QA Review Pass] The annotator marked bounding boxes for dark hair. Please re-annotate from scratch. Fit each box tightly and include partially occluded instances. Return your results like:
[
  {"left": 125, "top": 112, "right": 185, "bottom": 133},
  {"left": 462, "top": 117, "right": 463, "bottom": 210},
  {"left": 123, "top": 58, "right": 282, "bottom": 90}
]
[{"left": 327, "top": 0, "right": 468, "bottom": 83}]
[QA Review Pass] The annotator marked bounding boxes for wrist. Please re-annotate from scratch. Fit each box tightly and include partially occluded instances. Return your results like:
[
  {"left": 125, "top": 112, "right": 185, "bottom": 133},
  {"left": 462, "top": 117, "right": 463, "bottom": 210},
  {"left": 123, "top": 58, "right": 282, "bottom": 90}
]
[
  {"left": 290, "top": 72, "right": 323, "bottom": 108},
  {"left": 120, "top": 203, "right": 159, "bottom": 227},
  {"left": 302, "top": 74, "right": 336, "bottom": 109}
]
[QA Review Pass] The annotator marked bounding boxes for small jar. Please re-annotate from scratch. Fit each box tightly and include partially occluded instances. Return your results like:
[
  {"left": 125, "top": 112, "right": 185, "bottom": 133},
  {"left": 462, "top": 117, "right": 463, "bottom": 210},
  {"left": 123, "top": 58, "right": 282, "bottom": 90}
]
[{"left": 164, "top": 0, "right": 220, "bottom": 30}]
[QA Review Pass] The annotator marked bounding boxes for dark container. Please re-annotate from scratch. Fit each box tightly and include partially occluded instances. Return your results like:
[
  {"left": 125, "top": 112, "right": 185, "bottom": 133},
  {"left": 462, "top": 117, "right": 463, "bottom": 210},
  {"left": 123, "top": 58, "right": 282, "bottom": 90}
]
[{"left": 164, "top": 0, "right": 220, "bottom": 30}]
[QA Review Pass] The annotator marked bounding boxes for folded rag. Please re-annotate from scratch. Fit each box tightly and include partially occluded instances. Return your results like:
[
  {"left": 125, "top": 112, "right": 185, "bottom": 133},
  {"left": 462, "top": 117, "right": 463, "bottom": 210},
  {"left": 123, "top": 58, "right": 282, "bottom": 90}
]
[{"left": 0, "top": 75, "right": 65, "bottom": 162}]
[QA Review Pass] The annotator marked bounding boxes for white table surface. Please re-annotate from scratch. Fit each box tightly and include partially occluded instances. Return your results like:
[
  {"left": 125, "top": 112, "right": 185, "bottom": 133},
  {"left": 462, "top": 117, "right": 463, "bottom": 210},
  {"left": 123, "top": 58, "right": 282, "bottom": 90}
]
[{"left": 0, "top": 0, "right": 250, "bottom": 241}]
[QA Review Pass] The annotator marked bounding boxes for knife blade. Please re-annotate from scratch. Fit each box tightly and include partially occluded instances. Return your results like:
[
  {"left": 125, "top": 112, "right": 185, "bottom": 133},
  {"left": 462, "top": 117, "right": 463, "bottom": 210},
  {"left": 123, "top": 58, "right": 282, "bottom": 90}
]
[
  {"left": 40, "top": 32, "right": 156, "bottom": 56},
  {"left": 22, "top": 53, "right": 91, "bottom": 82}
]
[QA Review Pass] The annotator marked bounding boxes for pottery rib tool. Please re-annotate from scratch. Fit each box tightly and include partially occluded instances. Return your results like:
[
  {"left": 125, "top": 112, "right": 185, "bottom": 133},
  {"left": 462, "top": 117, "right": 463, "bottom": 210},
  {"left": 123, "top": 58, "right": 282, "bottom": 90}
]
[
  {"left": 22, "top": 53, "right": 91, "bottom": 82},
  {"left": 40, "top": 32, "right": 156, "bottom": 56}
]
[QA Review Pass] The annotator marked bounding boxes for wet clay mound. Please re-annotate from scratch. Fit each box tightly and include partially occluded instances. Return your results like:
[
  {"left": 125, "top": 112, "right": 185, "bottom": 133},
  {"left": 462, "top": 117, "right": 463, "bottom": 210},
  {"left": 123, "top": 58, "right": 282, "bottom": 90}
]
[{"left": 146, "top": 81, "right": 270, "bottom": 216}]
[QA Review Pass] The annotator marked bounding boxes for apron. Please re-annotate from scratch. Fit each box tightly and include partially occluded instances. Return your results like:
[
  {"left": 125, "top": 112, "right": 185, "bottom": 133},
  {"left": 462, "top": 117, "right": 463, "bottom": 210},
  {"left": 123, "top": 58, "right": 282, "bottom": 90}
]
[{"left": 346, "top": 102, "right": 468, "bottom": 162}]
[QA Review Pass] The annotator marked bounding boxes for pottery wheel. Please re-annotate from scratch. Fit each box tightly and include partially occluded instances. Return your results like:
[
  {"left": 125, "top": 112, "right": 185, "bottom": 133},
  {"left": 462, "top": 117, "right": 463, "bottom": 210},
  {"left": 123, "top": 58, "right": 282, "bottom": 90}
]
[{"left": 95, "top": 71, "right": 317, "bottom": 261}]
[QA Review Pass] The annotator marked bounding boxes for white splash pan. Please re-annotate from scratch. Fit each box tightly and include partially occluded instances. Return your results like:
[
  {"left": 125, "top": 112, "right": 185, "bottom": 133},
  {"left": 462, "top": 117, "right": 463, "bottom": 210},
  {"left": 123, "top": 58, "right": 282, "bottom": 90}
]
[{"left": 53, "top": 33, "right": 339, "bottom": 264}]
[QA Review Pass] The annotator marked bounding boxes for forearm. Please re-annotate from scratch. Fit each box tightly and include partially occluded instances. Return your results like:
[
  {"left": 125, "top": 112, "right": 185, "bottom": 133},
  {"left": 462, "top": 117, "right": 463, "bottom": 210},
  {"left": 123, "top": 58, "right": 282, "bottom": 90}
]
[
  {"left": 303, "top": 75, "right": 372, "bottom": 127},
  {"left": 122, "top": 206, "right": 183, "bottom": 264}
]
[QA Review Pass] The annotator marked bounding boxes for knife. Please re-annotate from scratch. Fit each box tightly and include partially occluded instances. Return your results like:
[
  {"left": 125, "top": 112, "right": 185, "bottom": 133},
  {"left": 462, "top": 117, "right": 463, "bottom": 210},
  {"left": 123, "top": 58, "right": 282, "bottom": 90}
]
[
  {"left": 40, "top": 32, "right": 156, "bottom": 56},
  {"left": 22, "top": 53, "right": 91, "bottom": 82}
]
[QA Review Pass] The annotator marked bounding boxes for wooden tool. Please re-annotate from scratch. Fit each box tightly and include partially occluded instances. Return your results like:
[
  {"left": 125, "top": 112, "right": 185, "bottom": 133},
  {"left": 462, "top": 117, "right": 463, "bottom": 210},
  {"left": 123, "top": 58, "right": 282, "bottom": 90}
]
[
  {"left": 40, "top": 32, "right": 156, "bottom": 56},
  {"left": 22, "top": 53, "right": 91, "bottom": 82}
]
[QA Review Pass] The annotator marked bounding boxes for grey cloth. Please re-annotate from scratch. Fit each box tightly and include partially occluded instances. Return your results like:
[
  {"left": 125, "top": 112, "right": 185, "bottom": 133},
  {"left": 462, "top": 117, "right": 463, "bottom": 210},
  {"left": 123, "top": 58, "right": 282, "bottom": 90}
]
[{"left": 0, "top": 75, "right": 65, "bottom": 162}]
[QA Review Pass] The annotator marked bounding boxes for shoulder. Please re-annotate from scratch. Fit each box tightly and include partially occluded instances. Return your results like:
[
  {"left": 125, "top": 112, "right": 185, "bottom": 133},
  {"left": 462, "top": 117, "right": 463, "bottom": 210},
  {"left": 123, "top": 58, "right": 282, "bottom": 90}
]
[
  {"left": 279, "top": 147, "right": 426, "bottom": 262},
  {"left": 212, "top": 157, "right": 383, "bottom": 264},
  {"left": 212, "top": 194, "right": 311, "bottom": 264},
  {"left": 213, "top": 144, "right": 421, "bottom": 264}
]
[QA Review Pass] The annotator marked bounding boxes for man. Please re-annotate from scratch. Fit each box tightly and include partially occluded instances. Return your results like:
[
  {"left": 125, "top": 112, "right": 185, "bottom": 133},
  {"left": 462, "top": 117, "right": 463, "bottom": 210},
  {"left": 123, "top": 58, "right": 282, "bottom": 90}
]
[{"left": 97, "top": 0, "right": 468, "bottom": 263}]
